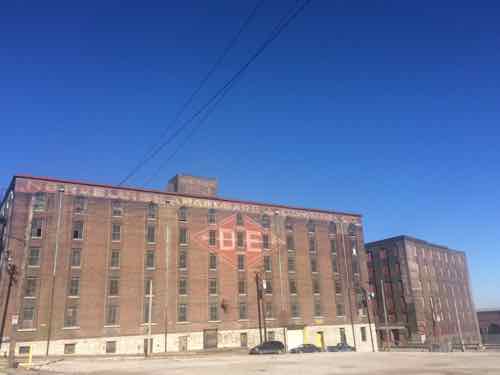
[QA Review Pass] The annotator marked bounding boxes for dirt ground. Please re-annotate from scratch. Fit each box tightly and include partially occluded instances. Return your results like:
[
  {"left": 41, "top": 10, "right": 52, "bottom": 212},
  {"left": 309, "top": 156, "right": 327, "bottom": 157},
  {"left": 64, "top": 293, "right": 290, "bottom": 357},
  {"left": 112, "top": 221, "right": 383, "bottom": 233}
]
[{"left": 20, "top": 351, "right": 500, "bottom": 375}]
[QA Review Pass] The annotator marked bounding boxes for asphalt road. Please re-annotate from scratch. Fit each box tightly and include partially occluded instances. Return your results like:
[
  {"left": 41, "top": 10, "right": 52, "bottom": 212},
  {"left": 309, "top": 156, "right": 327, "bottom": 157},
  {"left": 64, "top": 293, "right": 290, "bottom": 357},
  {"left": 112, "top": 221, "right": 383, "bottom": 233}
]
[{"left": 28, "top": 351, "right": 500, "bottom": 375}]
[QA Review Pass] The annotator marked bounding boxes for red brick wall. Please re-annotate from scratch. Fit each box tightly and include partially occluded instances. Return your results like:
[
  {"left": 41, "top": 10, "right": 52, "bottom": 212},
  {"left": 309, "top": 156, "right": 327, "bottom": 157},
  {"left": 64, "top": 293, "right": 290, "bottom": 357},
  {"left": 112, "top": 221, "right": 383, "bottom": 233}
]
[{"left": 1, "top": 176, "right": 369, "bottom": 346}]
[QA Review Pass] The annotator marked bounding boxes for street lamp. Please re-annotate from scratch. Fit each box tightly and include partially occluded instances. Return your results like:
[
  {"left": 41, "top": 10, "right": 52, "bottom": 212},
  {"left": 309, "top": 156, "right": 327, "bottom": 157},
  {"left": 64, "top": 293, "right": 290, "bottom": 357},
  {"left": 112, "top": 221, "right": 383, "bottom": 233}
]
[{"left": 361, "top": 287, "right": 376, "bottom": 352}]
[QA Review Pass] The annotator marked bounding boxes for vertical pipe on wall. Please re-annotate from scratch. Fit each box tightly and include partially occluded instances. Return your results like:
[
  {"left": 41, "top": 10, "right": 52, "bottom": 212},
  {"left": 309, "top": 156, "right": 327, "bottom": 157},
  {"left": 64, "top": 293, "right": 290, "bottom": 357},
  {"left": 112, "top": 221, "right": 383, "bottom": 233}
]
[{"left": 45, "top": 186, "right": 64, "bottom": 357}]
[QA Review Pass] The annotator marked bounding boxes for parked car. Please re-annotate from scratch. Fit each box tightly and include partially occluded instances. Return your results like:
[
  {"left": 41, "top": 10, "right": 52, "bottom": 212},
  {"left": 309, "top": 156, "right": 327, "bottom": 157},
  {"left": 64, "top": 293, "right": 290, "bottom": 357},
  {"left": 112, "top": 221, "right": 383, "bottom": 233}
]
[
  {"left": 290, "top": 344, "right": 322, "bottom": 353},
  {"left": 326, "top": 343, "right": 355, "bottom": 352},
  {"left": 249, "top": 341, "right": 285, "bottom": 355}
]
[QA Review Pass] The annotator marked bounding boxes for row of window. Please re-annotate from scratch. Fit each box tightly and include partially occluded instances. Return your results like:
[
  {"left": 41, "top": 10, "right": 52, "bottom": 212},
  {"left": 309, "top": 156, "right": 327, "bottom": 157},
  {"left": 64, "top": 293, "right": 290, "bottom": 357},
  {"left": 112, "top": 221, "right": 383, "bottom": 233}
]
[
  {"left": 33, "top": 193, "right": 159, "bottom": 219},
  {"left": 31, "top": 221, "right": 357, "bottom": 254},
  {"left": 31, "top": 192, "right": 359, "bottom": 235},
  {"left": 21, "top": 292, "right": 347, "bottom": 329},
  {"left": 27, "top": 248, "right": 346, "bottom": 292},
  {"left": 26, "top": 246, "right": 156, "bottom": 270},
  {"left": 30, "top": 218, "right": 165, "bottom": 245},
  {"left": 26, "top": 248, "right": 346, "bottom": 301}
]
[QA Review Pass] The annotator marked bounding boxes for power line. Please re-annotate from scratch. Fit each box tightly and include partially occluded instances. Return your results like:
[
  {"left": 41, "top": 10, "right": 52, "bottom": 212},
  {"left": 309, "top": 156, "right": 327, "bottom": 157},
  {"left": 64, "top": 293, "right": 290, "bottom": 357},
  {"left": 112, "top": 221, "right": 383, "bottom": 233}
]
[
  {"left": 141, "top": 0, "right": 313, "bottom": 186},
  {"left": 118, "top": 0, "right": 267, "bottom": 187},
  {"left": 143, "top": 0, "right": 313, "bottom": 185},
  {"left": 144, "top": 72, "right": 237, "bottom": 185}
]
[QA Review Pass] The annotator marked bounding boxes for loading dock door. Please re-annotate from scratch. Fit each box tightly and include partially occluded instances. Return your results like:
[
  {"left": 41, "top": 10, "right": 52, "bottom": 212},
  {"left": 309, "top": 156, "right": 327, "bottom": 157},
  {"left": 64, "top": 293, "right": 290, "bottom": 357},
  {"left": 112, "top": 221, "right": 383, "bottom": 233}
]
[
  {"left": 204, "top": 329, "right": 218, "bottom": 349},
  {"left": 315, "top": 331, "right": 325, "bottom": 350},
  {"left": 287, "top": 329, "right": 304, "bottom": 350}
]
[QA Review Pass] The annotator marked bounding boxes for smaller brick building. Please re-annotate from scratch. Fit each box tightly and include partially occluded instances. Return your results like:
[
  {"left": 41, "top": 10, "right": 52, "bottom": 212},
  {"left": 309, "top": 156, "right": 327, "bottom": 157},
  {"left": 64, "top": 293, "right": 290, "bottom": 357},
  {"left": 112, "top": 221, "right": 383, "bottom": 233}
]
[
  {"left": 477, "top": 309, "right": 500, "bottom": 345},
  {"left": 365, "top": 236, "right": 480, "bottom": 347}
]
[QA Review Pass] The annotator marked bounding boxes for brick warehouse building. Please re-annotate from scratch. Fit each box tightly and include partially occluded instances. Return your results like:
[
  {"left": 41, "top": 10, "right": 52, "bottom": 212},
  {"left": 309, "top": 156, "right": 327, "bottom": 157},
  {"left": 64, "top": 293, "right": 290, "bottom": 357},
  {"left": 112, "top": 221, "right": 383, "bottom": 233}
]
[
  {"left": 477, "top": 309, "right": 500, "bottom": 345},
  {"left": 365, "top": 236, "right": 480, "bottom": 348},
  {"left": 0, "top": 175, "right": 376, "bottom": 356}
]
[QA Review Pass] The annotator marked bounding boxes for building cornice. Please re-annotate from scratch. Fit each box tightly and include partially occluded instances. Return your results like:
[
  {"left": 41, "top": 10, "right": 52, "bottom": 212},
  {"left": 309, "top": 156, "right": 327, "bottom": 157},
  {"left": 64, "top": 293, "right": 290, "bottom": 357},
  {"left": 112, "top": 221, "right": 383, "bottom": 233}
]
[{"left": 9, "top": 174, "right": 362, "bottom": 221}]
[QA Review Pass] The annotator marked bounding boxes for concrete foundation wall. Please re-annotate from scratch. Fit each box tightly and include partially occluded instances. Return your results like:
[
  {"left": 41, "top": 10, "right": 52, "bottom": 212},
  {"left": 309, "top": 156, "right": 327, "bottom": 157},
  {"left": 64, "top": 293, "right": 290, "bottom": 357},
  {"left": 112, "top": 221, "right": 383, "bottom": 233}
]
[{"left": 1, "top": 324, "right": 376, "bottom": 356}]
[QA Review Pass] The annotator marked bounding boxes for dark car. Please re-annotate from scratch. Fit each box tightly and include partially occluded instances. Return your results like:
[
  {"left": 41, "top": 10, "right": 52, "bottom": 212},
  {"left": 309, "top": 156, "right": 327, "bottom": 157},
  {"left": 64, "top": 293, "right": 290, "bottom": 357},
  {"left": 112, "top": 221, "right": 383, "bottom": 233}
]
[
  {"left": 249, "top": 341, "right": 285, "bottom": 355},
  {"left": 326, "top": 343, "right": 355, "bottom": 352},
  {"left": 290, "top": 344, "right": 322, "bottom": 353}
]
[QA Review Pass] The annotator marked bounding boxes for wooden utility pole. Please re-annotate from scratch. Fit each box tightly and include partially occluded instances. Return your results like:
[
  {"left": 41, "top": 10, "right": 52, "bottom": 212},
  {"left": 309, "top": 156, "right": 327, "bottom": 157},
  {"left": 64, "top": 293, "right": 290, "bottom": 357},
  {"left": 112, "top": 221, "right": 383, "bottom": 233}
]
[
  {"left": 340, "top": 221, "right": 357, "bottom": 349},
  {"left": 380, "top": 279, "right": 391, "bottom": 350},
  {"left": 453, "top": 299, "right": 465, "bottom": 352},
  {"left": 361, "top": 287, "right": 376, "bottom": 352},
  {"left": 255, "top": 273, "right": 263, "bottom": 344},
  {"left": 5, "top": 262, "right": 18, "bottom": 368},
  {"left": 146, "top": 279, "right": 153, "bottom": 357},
  {"left": 0, "top": 258, "right": 15, "bottom": 348}
]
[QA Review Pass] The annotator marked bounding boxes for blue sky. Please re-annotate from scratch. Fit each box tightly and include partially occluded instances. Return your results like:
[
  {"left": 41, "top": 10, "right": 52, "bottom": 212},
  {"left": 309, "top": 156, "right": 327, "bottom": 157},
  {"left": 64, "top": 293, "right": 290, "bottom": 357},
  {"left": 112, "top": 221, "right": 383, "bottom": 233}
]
[{"left": 1, "top": 1, "right": 499, "bottom": 308}]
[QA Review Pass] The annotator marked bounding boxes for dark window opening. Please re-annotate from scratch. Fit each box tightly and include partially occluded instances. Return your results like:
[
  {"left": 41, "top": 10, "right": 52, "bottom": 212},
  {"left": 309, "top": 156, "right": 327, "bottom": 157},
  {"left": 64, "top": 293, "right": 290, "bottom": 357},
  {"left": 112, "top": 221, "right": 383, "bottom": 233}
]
[
  {"left": 31, "top": 218, "right": 43, "bottom": 238},
  {"left": 179, "top": 206, "right": 188, "bottom": 222},
  {"left": 72, "top": 221, "right": 84, "bottom": 240}
]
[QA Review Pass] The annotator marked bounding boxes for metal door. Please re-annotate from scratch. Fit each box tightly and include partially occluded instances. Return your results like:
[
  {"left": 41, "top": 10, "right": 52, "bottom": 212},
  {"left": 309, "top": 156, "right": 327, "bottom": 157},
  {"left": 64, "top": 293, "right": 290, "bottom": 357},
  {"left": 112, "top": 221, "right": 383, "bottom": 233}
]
[
  {"left": 179, "top": 336, "right": 188, "bottom": 352},
  {"left": 204, "top": 329, "right": 218, "bottom": 349}
]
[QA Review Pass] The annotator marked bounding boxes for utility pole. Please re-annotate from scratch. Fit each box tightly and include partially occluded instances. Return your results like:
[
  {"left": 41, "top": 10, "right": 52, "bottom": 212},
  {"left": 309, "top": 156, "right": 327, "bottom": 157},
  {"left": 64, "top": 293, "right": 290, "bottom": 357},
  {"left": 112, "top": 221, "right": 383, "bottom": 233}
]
[
  {"left": 163, "top": 215, "right": 170, "bottom": 353},
  {"left": 273, "top": 210, "right": 286, "bottom": 346},
  {"left": 255, "top": 273, "right": 263, "bottom": 344},
  {"left": 340, "top": 221, "right": 357, "bottom": 350},
  {"left": 145, "top": 279, "right": 153, "bottom": 357},
  {"left": 453, "top": 298, "right": 465, "bottom": 352},
  {"left": 380, "top": 279, "right": 391, "bottom": 350},
  {"left": 5, "top": 261, "right": 17, "bottom": 368},
  {"left": 430, "top": 297, "right": 440, "bottom": 349},
  {"left": 361, "top": 287, "right": 376, "bottom": 352},
  {"left": 0, "top": 254, "right": 15, "bottom": 347}
]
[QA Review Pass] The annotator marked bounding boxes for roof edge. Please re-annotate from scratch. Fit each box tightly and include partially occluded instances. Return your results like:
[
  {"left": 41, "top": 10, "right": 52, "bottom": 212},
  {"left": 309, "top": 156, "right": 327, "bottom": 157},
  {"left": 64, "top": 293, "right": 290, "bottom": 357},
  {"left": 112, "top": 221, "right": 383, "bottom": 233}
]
[
  {"left": 365, "top": 235, "right": 465, "bottom": 254},
  {"left": 477, "top": 308, "right": 500, "bottom": 313},
  {"left": 0, "top": 176, "right": 16, "bottom": 209},
  {"left": 12, "top": 174, "right": 362, "bottom": 218}
]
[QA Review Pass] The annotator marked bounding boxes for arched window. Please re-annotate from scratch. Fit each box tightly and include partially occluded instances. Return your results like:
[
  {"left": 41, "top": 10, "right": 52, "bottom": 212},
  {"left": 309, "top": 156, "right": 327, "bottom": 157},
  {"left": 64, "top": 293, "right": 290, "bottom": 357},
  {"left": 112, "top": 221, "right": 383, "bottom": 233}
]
[{"left": 285, "top": 217, "right": 293, "bottom": 231}]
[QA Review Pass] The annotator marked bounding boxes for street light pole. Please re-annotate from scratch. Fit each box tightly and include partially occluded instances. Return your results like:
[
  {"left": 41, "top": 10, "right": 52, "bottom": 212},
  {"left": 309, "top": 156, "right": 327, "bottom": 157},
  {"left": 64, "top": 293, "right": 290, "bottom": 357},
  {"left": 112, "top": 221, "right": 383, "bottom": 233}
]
[
  {"left": 361, "top": 287, "right": 375, "bottom": 352},
  {"left": 146, "top": 279, "right": 153, "bottom": 357},
  {"left": 339, "top": 221, "right": 357, "bottom": 350},
  {"left": 4, "top": 260, "right": 18, "bottom": 368},
  {"left": 380, "top": 279, "right": 391, "bottom": 350},
  {"left": 261, "top": 278, "right": 267, "bottom": 342}
]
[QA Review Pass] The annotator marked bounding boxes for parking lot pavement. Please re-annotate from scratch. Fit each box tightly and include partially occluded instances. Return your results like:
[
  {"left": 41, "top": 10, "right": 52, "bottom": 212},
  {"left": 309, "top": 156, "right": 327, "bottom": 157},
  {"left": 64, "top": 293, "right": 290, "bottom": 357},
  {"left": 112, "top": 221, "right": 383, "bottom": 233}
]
[{"left": 32, "top": 351, "right": 500, "bottom": 375}]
